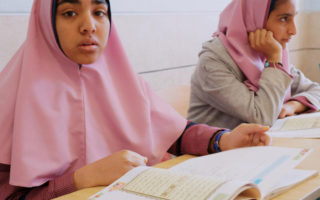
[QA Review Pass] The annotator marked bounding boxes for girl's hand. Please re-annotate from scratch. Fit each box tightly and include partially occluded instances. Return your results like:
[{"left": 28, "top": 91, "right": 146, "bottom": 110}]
[
  {"left": 249, "top": 29, "right": 282, "bottom": 62},
  {"left": 219, "top": 124, "right": 270, "bottom": 151},
  {"left": 73, "top": 150, "right": 148, "bottom": 190},
  {"left": 278, "top": 101, "right": 308, "bottom": 119}
]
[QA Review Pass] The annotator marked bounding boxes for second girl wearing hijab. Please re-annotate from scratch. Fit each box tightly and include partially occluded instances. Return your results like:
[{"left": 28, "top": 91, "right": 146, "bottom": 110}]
[{"left": 188, "top": 0, "right": 320, "bottom": 129}]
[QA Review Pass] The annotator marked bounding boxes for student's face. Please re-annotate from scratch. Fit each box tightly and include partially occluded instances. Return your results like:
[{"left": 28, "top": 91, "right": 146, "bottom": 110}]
[
  {"left": 55, "top": 0, "right": 110, "bottom": 64},
  {"left": 265, "top": 0, "right": 297, "bottom": 49}
]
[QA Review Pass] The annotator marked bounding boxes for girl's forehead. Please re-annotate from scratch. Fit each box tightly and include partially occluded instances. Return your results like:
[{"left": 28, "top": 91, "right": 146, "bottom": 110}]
[
  {"left": 273, "top": 0, "right": 296, "bottom": 13},
  {"left": 56, "top": 0, "right": 107, "bottom": 5}
]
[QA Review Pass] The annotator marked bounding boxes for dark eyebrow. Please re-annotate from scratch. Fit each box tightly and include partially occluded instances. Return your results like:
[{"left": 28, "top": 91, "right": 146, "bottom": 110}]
[
  {"left": 277, "top": 13, "right": 293, "bottom": 17},
  {"left": 93, "top": 0, "right": 107, "bottom": 5},
  {"left": 57, "top": 0, "right": 80, "bottom": 6},
  {"left": 277, "top": 11, "right": 298, "bottom": 17},
  {"left": 57, "top": 0, "right": 107, "bottom": 6}
]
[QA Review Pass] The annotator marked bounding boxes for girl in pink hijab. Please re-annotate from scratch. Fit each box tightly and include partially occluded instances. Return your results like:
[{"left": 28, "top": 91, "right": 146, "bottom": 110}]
[
  {"left": 188, "top": 0, "right": 320, "bottom": 129},
  {"left": 0, "top": 0, "right": 270, "bottom": 199}
]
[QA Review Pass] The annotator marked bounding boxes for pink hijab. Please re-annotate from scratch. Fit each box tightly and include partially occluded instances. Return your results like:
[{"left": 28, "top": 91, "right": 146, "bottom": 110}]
[
  {"left": 0, "top": 0, "right": 186, "bottom": 187},
  {"left": 214, "top": 0, "right": 291, "bottom": 94}
]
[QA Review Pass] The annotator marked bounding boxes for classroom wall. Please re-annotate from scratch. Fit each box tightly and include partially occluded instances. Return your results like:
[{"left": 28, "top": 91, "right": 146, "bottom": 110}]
[
  {"left": 289, "top": 0, "right": 320, "bottom": 83},
  {"left": 298, "top": 0, "right": 320, "bottom": 12}
]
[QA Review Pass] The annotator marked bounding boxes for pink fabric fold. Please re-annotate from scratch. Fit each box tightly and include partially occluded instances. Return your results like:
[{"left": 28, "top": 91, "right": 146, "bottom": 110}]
[
  {"left": 214, "top": 0, "right": 291, "bottom": 101},
  {"left": 0, "top": 0, "right": 187, "bottom": 187}
]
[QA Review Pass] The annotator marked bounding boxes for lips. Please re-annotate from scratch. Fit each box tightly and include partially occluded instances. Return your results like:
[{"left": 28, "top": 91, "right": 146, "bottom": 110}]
[
  {"left": 79, "top": 39, "right": 98, "bottom": 46},
  {"left": 78, "top": 39, "right": 99, "bottom": 52},
  {"left": 283, "top": 38, "right": 292, "bottom": 43}
]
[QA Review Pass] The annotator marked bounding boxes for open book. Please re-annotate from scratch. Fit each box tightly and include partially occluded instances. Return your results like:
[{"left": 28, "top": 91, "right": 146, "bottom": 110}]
[
  {"left": 268, "top": 112, "right": 320, "bottom": 138},
  {"left": 89, "top": 146, "right": 317, "bottom": 200}
]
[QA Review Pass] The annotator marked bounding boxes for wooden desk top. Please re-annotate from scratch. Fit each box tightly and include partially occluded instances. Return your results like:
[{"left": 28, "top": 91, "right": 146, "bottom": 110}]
[{"left": 54, "top": 138, "right": 320, "bottom": 200}]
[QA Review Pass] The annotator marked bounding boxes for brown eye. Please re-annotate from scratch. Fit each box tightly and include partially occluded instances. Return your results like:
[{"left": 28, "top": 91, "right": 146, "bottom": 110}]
[
  {"left": 63, "top": 11, "right": 77, "bottom": 17},
  {"left": 95, "top": 10, "right": 106, "bottom": 17},
  {"left": 280, "top": 17, "right": 288, "bottom": 22}
]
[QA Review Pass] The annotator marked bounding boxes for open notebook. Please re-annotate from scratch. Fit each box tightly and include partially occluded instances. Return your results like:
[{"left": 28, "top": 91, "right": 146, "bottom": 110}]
[
  {"left": 88, "top": 146, "right": 317, "bottom": 200},
  {"left": 268, "top": 112, "right": 320, "bottom": 138}
]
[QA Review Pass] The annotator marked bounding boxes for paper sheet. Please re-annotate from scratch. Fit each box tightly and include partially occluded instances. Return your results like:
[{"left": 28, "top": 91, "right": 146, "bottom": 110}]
[
  {"left": 169, "top": 146, "right": 312, "bottom": 198},
  {"left": 122, "top": 168, "right": 224, "bottom": 200},
  {"left": 269, "top": 112, "right": 320, "bottom": 138},
  {"left": 89, "top": 147, "right": 313, "bottom": 200}
]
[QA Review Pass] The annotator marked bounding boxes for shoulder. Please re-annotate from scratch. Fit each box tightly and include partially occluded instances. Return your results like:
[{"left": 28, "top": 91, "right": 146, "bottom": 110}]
[
  {"left": 200, "top": 37, "right": 229, "bottom": 59},
  {"left": 197, "top": 37, "right": 242, "bottom": 76}
]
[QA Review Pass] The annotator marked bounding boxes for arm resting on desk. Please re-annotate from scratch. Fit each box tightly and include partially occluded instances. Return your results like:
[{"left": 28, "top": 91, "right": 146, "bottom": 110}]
[
  {"left": 0, "top": 123, "right": 220, "bottom": 199},
  {"left": 0, "top": 164, "right": 75, "bottom": 200},
  {"left": 168, "top": 122, "right": 221, "bottom": 156}
]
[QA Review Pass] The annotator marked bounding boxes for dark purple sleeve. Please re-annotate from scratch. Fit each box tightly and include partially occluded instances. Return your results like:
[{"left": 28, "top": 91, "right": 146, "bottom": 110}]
[
  {"left": 168, "top": 121, "right": 222, "bottom": 156},
  {"left": 289, "top": 96, "right": 318, "bottom": 113},
  {"left": 0, "top": 164, "right": 76, "bottom": 200}
]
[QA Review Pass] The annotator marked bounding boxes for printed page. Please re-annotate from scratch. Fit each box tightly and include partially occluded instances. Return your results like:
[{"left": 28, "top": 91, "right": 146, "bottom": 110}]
[
  {"left": 89, "top": 166, "right": 152, "bottom": 200},
  {"left": 89, "top": 166, "right": 243, "bottom": 200},
  {"left": 89, "top": 147, "right": 312, "bottom": 200},
  {"left": 279, "top": 117, "right": 320, "bottom": 131},
  {"left": 209, "top": 180, "right": 260, "bottom": 200},
  {"left": 122, "top": 168, "right": 226, "bottom": 200},
  {"left": 268, "top": 112, "right": 320, "bottom": 138},
  {"left": 170, "top": 146, "right": 312, "bottom": 199},
  {"left": 264, "top": 169, "right": 318, "bottom": 199}
]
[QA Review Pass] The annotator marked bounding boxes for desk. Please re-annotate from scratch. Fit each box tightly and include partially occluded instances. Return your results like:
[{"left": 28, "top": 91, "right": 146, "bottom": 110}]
[{"left": 54, "top": 138, "right": 320, "bottom": 200}]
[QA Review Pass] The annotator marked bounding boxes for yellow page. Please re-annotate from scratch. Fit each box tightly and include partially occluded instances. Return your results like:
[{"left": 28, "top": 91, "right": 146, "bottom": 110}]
[
  {"left": 122, "top": 168, "right": 225, "bottom": 200},
  {"left": 280, "top": 116, "right": 320, "bottom": 131},
  {"left": 268, "top": 112, "right": 320, "bottom": 138}
]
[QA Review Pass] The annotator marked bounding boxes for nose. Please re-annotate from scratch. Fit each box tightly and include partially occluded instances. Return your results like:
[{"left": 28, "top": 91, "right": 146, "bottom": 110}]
[
  {"left": 288, "top": 21, "right": 297, "bottom": 36},
  {"left": 80, "top": 13, "right": 96, "bottom": 34}
]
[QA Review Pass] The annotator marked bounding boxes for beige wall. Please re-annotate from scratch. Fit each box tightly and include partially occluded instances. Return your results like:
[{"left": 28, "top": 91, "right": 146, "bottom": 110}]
[
  {"left": 114, "top": 13, "right": 220, "bottom": 90},
  {"left": 289, "top": 12, "right": 320, "bottom": 83},
  {"left": 0, "top": 15, "right": 29, "bottom": 71}
]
